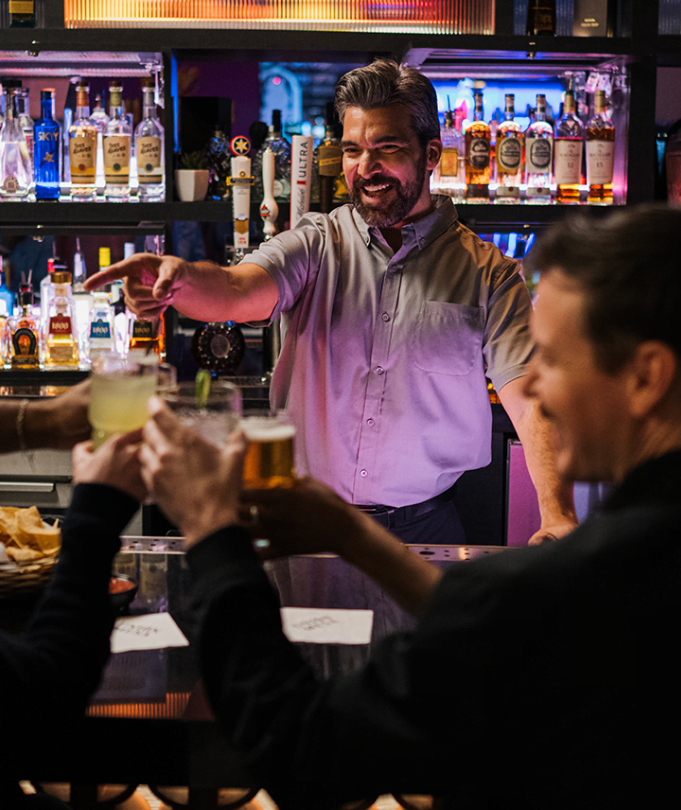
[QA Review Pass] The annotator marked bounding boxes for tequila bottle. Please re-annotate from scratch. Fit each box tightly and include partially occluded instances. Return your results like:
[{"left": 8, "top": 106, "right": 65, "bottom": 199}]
[
  {"left": 464, "top": 92, "right": 491, "bottom": 201},
  {"left": 69, "top": 81, "right": 97, "bottom": 200},
  {"left": 524, "top": 94, "right": 553, "bottom": 202},
  {"left": 253, "top": 109, "right": 291, "bottom": 203},
  {"left": 8, "top": 290, "right": 40, "bottom": 369},
  {"left": 72, "top": 238, "right": 93, "bottom": 358},
  {"left": 495, "top": 94, "right": 522, "bottom": 203},
  {"left": 436, "top": 104, "right": 463, "bottom": 199},
  {"left": 44, "top": 272, "right": 79, "bottom": 369},
  {"left": 90, "top": 93, "right": 110, "bottom": 196},
  {"left": 34, "top": 90, "right": 61, "bottom": 201},
  {"left": 554, "top": 89, "right": 584, "bottom": 204},
  {"left": 135, "top": 80, "right": 165, "bottom": 201},
  {"left": 129, "top": 314, "right": 166, "bottom": 360},
  {"left": 9, "top": 0, "right": 35, "bottom": 27},
  {"left": 586, "top": 90, "right": 615, "bottom": 204},
  {"left": 0, "top": 89, "right": 31, "bottom": 199},
  {"left": 314, "top": 103, "right": 342, "bottom": 214},
  {"left": 103, "top": 84, "right": 132, "bottom": 201},
  {"left": 88, "top": 286, "right": 116, "bottom": 362}
]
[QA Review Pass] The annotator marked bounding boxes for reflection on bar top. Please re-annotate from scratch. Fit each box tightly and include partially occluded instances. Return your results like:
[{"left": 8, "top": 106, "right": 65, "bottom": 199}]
[{"left": 0, "top": 386, "right": 74, "bottom": 398}]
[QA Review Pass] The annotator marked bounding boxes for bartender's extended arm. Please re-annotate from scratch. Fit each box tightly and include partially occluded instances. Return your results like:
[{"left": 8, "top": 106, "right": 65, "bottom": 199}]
[
  {"left": 498, "top": 376, "right": 578, "bottom": 544},
  {"left": 84, "top": 252, "right": 279, "bottom": 323}
]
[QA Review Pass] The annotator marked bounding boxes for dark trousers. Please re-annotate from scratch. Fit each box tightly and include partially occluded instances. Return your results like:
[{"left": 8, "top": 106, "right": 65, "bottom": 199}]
[{"left": 366, "top": 497, "right": 467, "bottom": 545}]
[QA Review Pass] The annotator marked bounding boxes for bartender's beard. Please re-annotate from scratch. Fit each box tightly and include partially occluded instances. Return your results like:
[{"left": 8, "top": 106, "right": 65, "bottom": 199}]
[{"left": 349, "top": 151, "right": 428, "bottom": 228}]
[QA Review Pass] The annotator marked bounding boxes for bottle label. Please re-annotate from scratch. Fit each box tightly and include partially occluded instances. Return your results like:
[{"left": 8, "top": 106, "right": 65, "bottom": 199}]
[
  {"left": 132, "top": 320, "right": 155, "bottom": 339},
  {"left": 554, "top": 139, "right": 583, "bottom": 185},
  {"left": 318, "top": 144, "right": 342, "bottom": 176},
  {"left": 137, "top": 136, "right": 162, "bottom": 182},
  {"left": 69, "top": 135, "right": 96, "bottom": 181},
  {"left": 49, "top": 315, "right": 74, "bottom": 336},
  {"left": 526, "top": 137, "right": 553, "bottom": 173},
  {"left": 1, "top": 176, "right": 21, "bottom": 194},
  {"left": 10, "top": 1, "right": 34, "bottom": 12},
  {"left": 103, "top": 136, "right": 130, "bottom": 180},
  {"left": 586, "top": 141, "right": 614, "bottom": 185},
  {"left": 440, "top": 147, "right": 459, "bottom": 178},
  {"left": 496, "top": 137, "right": 521, "bottom": 172},
  {"left": 12, "top": 327, "right": 38, "bottom": 358},
  {"left": 467, "top": 138, "right": 490, "bottom": 170},
  {"left": 90, "top": 319, "right": 112, "bottom": 340}
]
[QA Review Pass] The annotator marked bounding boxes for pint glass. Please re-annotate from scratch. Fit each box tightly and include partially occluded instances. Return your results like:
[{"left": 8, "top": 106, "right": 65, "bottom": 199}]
[{"left": 241, "top": 413, "right": 296, "bottom": 489}]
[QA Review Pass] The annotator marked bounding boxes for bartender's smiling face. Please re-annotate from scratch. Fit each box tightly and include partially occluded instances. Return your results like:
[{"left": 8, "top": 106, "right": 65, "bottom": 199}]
[
  {"left": 341, "top": 105, "right": 440, "bottom": 229},
  {"left": 524, "top": 269, "right": 633, "bottom": 484}
]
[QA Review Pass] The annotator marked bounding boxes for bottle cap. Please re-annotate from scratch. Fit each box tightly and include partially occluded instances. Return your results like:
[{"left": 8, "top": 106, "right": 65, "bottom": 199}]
[
  {"left": 99, "top": 246, "right": 111, "bottom": 268},
  {"left": 47, "top": 258, "right": 55, "bottom": 274},
  {"left": 53, "top": 271, "right": 72, "bottom": 285},
  {"left": 40, "top": 90, "right": 52, "bottom": 101}
]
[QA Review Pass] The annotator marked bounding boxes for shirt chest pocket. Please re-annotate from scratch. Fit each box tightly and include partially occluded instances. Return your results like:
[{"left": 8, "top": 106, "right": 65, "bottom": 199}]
[{"left": 412, "top": 301, "right": 485, "bottom": 376}]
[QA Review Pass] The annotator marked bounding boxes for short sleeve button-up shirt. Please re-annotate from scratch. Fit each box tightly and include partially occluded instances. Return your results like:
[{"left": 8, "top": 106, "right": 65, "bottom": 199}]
[{"left": 245, "top": 196, "right": 533, "bottom": 507}]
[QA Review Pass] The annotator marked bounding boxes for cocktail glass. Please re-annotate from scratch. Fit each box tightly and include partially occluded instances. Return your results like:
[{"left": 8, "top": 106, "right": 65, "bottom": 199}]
[{"left": 160, "top": 379, "right": 242, "bottom": 446}]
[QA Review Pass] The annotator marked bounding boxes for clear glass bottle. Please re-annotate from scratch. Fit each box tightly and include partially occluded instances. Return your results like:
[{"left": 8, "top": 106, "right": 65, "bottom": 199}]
[
  {"left": 88, "top": 285, "right": 116, "bottom": 362},
  {"left": 554, "top": 89, "right": 584, "bottom": 204},
  {"left": 314, "top": 104, "right": 342, "bottom": 214},
  {"left": 69, "top": 81, "right": 97, "bottom": 201},
  {"left": 40, "top": 257, "right": 56, "bottom": 330},
  {"left": 34, "top": 89, "right": 61, "bottom": 201},
  {"left": 8, "top": 290, "right": 40, "bottom": 369},
  {"left": 252, "top": 109, "right": 291, "bottom": 204},
  {"left": 90, "top": 93, "right": 110, "bottom": 197},
  {"left": 464, "top": 92, "right": 491, "bottom": 201},
  {"left": 436, "top": 105, "right": 463, "bottom": 199},
  {"left": 16, "top": 88, "right": 34, "bottom": 195},
  {"left": 205, "top": 126, "right": 231, "bottom": 201},
  {"left": 0, "top": 89, "right": 31, "bottom": 199},
  {"left": 495, "top": 94, "right": 522, "bottom": 203},
  {"left": 44, "top": 271, "right": 79, "bottom": 369},
  {"left": 586, "top": 89, "right": 615, "bottom": 205},
  {"left": 135, "top": 79, "right": 165, "bottom": 201},
  {"left": 72, "top": 238, "right": 93, "bottom": 359},
  {"left": 102, "top": 83, "right": 132, "bottom": 201},
  {"left": 524, "top": 93, "right": 553, "bottom": 203}
]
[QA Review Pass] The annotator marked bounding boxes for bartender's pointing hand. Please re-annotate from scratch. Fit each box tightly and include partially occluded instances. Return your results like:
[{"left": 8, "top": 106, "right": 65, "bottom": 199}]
[
  {"left": 140, "top": 398, "right": 247, "bottom": 549},
  {"left": 84, "top": 252, "right": 187, "bottom": 318}
]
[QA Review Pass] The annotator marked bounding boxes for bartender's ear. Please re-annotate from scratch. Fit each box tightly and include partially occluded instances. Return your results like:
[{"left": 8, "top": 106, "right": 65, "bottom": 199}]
[
  {"left": 426, "top": 139, "right": 443, "bottom": 172},
  {"left": 625, "top": 340, "right": 679, "bottom": 419}
]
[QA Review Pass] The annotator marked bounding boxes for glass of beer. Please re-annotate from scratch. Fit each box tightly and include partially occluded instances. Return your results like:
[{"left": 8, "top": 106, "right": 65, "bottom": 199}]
[
  {"left": 241, "top": 412, "right": 296, "bottom": 489},
  {"left": 89, "top": 353, "right": 161, "bottom": 449},
  {"left": 160, "top": 380, "right": 242, "bottom": 446}
]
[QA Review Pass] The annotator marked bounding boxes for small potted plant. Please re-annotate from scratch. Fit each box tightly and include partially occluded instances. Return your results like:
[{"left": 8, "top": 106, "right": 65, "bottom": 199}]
[{"left": 175, "top": 151, "right": 210, "bottom": 202}]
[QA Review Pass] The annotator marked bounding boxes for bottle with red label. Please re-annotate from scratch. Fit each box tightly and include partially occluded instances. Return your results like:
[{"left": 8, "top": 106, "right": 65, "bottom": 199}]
[
  {"left": 8, "top": 289, "right": 40, "bottom": 369},
  {"left": 44, "top": 271, "right": 79, "bottom": 368}
]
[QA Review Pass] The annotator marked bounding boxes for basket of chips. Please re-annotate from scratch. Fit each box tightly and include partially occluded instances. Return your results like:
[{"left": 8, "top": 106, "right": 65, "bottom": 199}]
[{"left": 0, "top": 506, "right": 61, "bottom": 598}]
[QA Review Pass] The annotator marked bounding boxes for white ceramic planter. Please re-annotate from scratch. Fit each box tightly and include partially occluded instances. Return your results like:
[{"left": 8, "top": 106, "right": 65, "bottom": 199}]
[{"left": 175, "top": 169, "right": 209, "bottom": 202}]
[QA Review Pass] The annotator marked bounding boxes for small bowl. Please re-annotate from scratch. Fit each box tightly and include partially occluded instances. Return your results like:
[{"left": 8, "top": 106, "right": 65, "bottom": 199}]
[{"left": 108, "top": 574, "right": 138, "bottom": 612}]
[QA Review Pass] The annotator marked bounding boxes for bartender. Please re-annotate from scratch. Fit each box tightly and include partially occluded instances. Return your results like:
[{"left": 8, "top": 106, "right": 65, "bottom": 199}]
[{"left": 86, "top": 59, "right": 577, "bottom": 545}]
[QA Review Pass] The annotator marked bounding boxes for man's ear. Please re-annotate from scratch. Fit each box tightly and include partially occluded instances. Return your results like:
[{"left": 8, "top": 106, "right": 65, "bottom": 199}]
[
  {"left": 426, "top": 138, "right": 443, "bottom": 172},
  {"left": 626, "top": 340, "right": 679, "bottom": 419}
]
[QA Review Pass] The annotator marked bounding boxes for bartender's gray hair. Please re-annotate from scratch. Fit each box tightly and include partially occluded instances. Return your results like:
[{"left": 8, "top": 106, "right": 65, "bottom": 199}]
[
  {"left": 527, "top": 204, "right": 681, "bottom": 372},
  {"left": 335, "top": 59, "right": 440, "bottom": 148}
]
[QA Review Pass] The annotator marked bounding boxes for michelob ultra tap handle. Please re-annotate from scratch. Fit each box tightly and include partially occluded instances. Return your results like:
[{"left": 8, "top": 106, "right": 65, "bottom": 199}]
[
  {"left": 261, "top": 148, "right": 278, "bottom": 241},
  {"left": 230, "top": 136, "right": 252, "bottom": 251}
]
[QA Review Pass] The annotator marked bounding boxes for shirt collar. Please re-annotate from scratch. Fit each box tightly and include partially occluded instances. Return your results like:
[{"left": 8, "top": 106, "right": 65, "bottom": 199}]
[{"left": 351, "top": 194, "right": 459, "bottom": 250}]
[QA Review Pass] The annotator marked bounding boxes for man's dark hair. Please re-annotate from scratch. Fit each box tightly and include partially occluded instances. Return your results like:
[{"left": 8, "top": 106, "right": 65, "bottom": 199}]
[
  {"left": 335, "top": 59, "right": 440, "bottom": 148},
  {"left": 527, "top": 204, "right": 681, "bottom": 372}
]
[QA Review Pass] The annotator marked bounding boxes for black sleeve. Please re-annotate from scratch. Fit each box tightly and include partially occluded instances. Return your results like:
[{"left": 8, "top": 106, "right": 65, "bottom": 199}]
[
  {"left": 186, "top": 528, "right": 470, "bottom": 810},
  {"left": 0, "top": 483, "right": 139, "bottom": 762}
]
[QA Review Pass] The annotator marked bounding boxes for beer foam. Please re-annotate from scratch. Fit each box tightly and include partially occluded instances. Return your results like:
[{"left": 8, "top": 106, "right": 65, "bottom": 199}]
[{"left": 242, "top": 423, "right": 296, "bottom": 442}]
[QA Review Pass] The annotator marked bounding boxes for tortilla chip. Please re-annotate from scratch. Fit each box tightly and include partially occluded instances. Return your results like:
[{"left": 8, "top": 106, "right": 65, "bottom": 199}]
[{"left": 0, "top": 506, "right": 61, "bottom": 562}]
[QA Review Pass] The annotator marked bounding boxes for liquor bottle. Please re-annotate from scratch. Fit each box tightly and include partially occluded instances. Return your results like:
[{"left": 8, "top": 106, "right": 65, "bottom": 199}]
[
  {"left": 88, "top": 285, "right": 116, "bottom": 361},
  {"left": 205, "top": 126, "right": 231, "bottom": 200},
  {"left": 8, "top": 290, "right": 40, "bottom": 369},
  {"left": 90, "top": 92, "right": 110, "bottom": 196},
  {"left": 315, "top": 103, "right": 342, "bottom": 214},
  {"left": 34, "top": 90, "right": 61, "bottom": 201},
  {"left": 128, "top": 314, "right": 166, "bottom": 360},
  {"left": 191, "top": 321, "right": 245, "bottom": 374},
  {"left": 464, "top": 92, "right": 491, "bottom": 201},
  {"left": 526, "top": 0, "right": 556, "bottom": 35},
  {"left": 16, "top": 88, "right": 34, "bottom": 193},
  {"left": 44, "top": 272, "right": 79, "bottom": 369},
  {"left": 90, "top": 93, "right": 110, "bottom": 131},
  {"left": 495, "top": 94, "right": 522, "bottom": 203},
  {"left": 554, "top": 89, "right": 584, "bottom": 204},
  {"left": 40, "top": 257, "right": 56, "bottom": 328},
  {"left": 68, "top": 81, "right": 97, "bottom": 201},
  {"left": 9, "top": 1, "right": 35, "bottom": 27},
  {"left": 0, "top": 89, "right": 31, "bottom": 199},
  {"left": 0, "top": 257, "right": 15, "bottom": 320},
  {"left": 72, "top": 238, "right": 93, "bottom": 357},
  {"left": 524, "top": 93, "right": 553, "bottom": 202},
  {"left": 586, "top": 89, "right": 615, "bottom": 204},
  {"left": 437, "top": 104, "right": 463, "bottom": 199},
  {"left": 135, "top": 79, "right": 165, "bottom": 201},
  {"left": 102, "top": 83, "right": 132, "bottom": 201},
  {"left": 252, "top": 109, "right": 291, "bottom": 203}
]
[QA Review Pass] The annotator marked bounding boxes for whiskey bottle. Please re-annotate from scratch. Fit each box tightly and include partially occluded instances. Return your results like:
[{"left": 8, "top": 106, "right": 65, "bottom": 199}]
[
  {"left": 191, "top": 321, "right": 245, "bottom": 375},
  {"left": 34, "top": 90, "right": 61, "bottom": 201},
  {"left": 69, "top": 81, "right": 97, "bottom": 200},
  {"left": 526, "top": 0, "right": 556, "bottom": 35},
  {"left": 554, "top": 89, "right": 584, "bottom": 204},
  {"left": 135, "top": 79, "right": 165, "bottom": 201},
  {"left": 0, "top": 89, "right": 31, "bottom": 199},
  {"left": 495, "top": 94, "right": 522, "bottom": 203},
  {"left": 44, "top": 272, "right": 79, "bottom": 369},
  {"left": 436, "top": 103, "right": 463, "bottom": 199},
  {"left": 315, "top": 103, "right": 342, "bottom": 214},
  {"left": 9, "top": 1, "right": 35, "bottom": 27},
  {"left": 586, "top": 89, "right": 615, "bottom": 204},
  {"left": 252, "top": 109, "right": 291, "bottom": 203},
  {"left": 8, "top": 290, "right": 40, "bottom": 369},
  {"left": 524, "top": 93, "right": 553, "bottom": 203},
  {"left": 102, "top": 83, "right": 132, "bottom": 201},
  {"left": 464, "top": 92, "right": 491, "bottom": 201}
]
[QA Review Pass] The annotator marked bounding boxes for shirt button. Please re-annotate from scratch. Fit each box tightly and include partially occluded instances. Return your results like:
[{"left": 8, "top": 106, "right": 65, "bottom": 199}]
[
  {"left": 367, "top": 418, "right": 375, "bottom": 426},
  {"left": 381, "top": 312, "right": 390, "bottom": 322},
  {"left": 376, "top": 366, "right": 384, "bottom": 375},
  {"left": 360, "top": 469, "right": 368, "bottom": 477}
]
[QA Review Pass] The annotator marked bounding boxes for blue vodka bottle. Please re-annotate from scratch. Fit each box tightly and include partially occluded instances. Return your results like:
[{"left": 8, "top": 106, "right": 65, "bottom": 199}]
[{"left": 34, "top": 90, "right": 61, "bottom": 200}]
